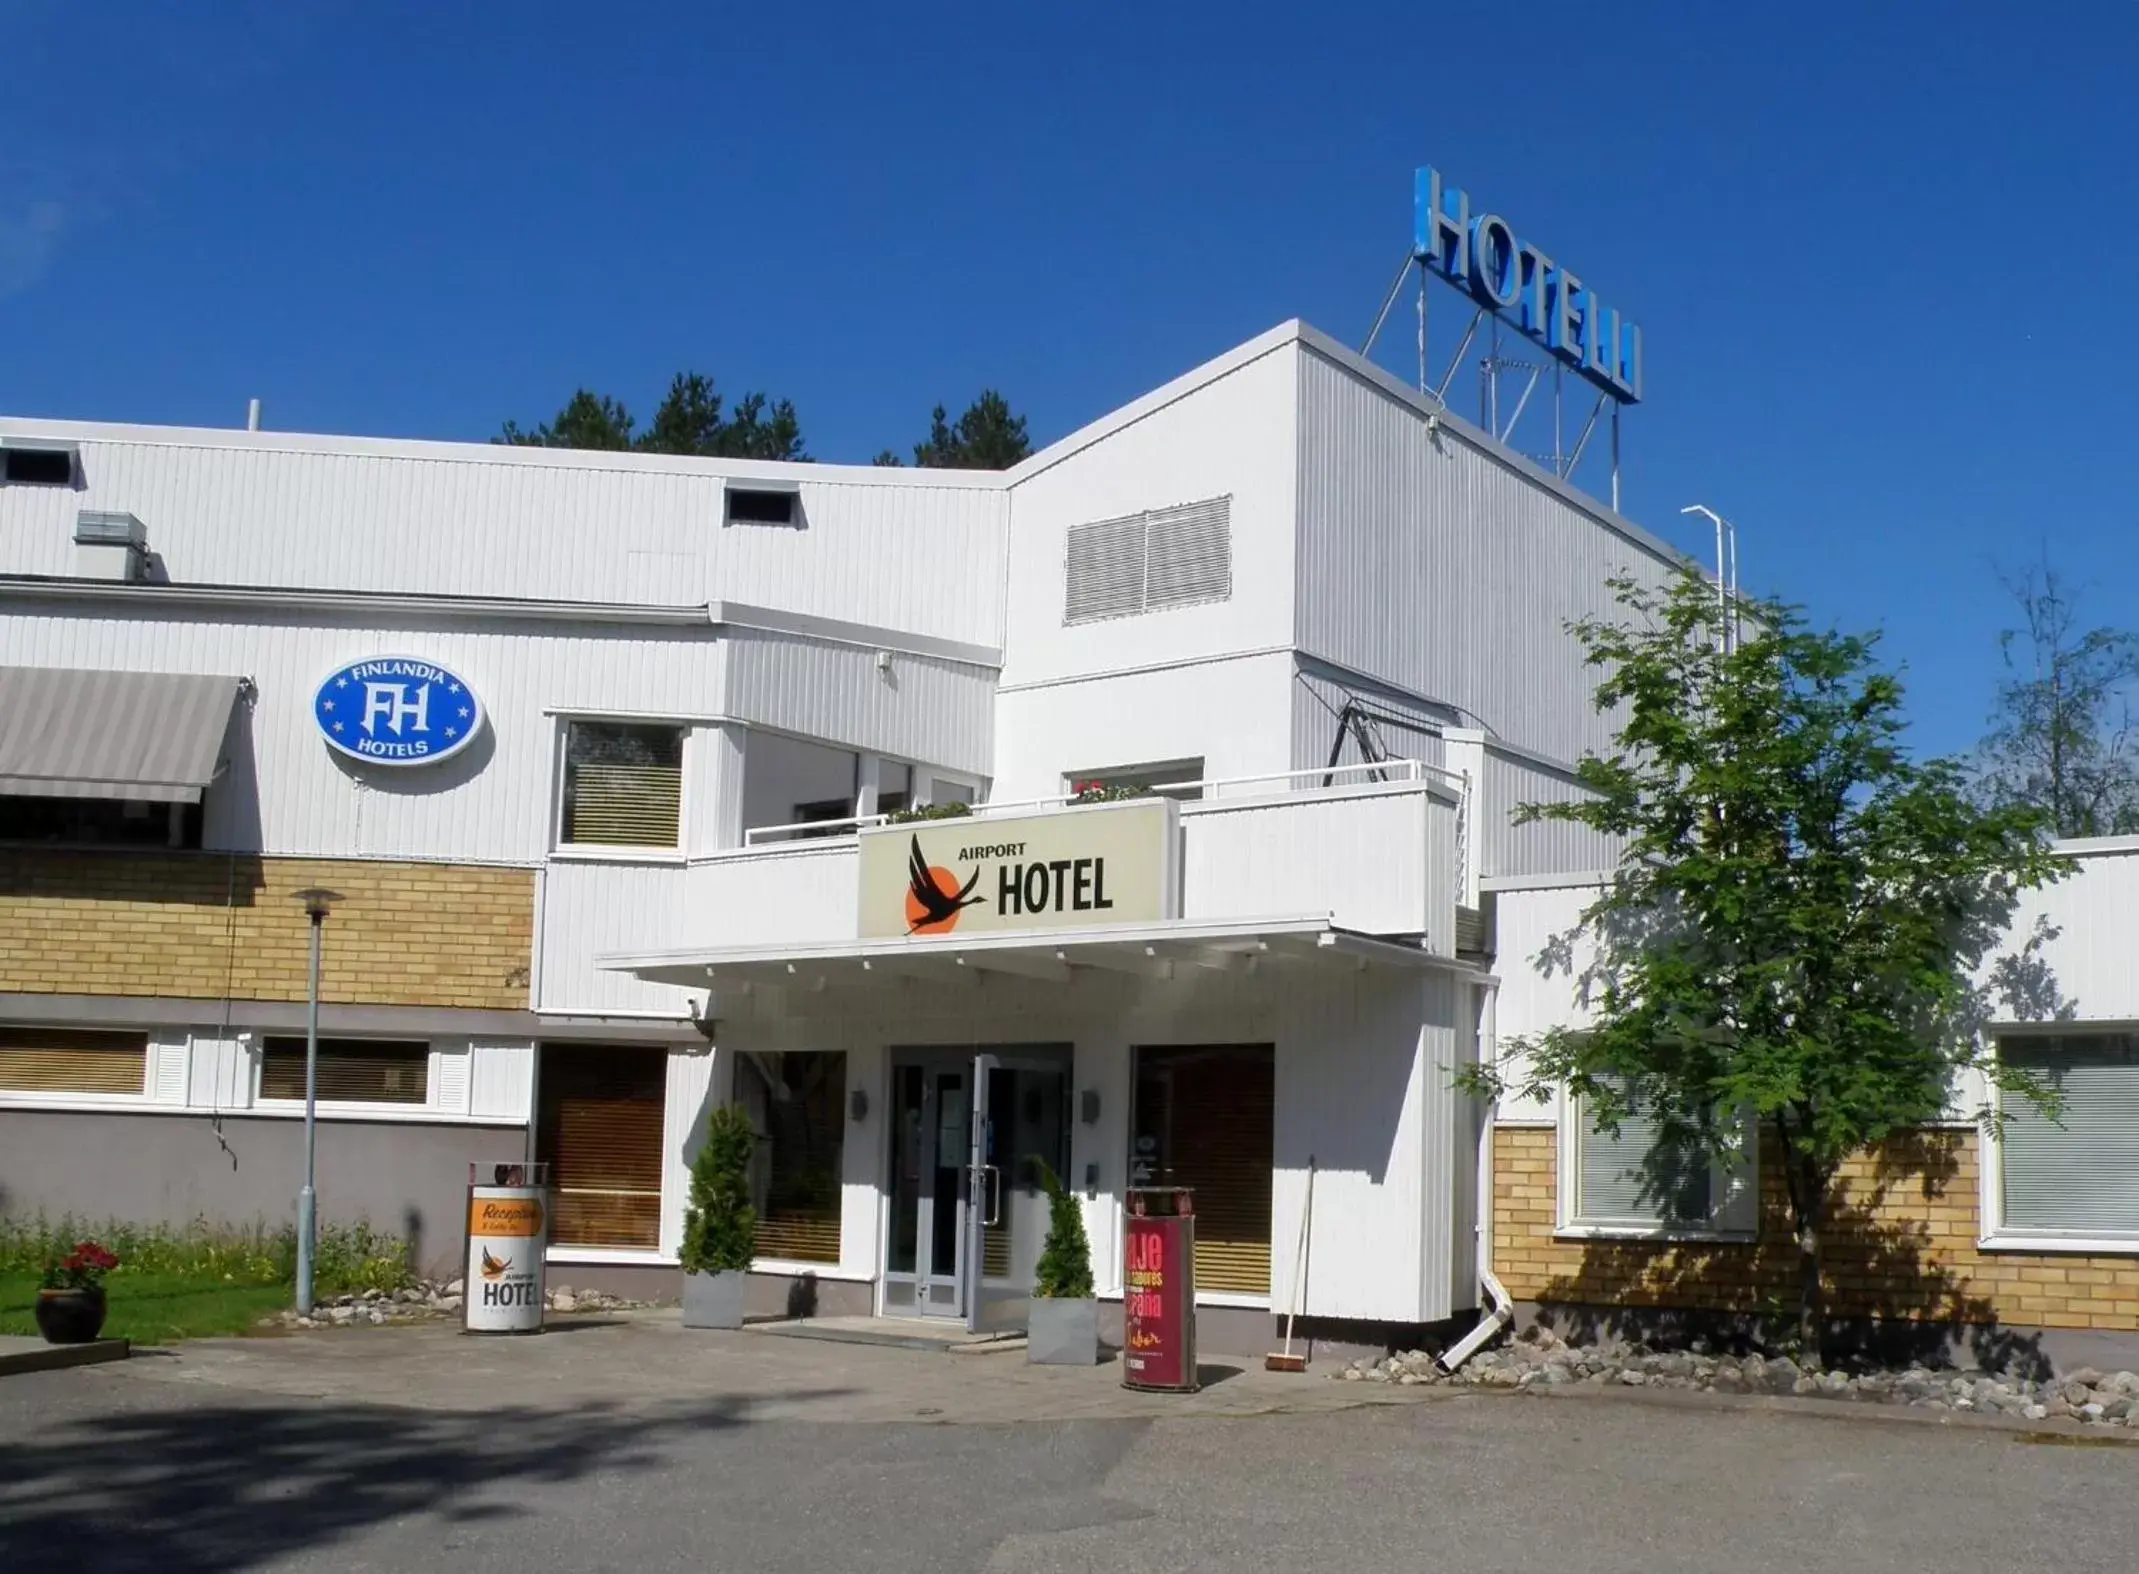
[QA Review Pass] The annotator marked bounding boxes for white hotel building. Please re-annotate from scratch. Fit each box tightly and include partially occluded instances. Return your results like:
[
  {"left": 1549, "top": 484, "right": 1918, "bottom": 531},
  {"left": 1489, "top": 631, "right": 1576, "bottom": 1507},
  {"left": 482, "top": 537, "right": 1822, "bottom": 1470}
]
[{"left": 3, "top": 320, "right": 2134, "bottom": 1358}]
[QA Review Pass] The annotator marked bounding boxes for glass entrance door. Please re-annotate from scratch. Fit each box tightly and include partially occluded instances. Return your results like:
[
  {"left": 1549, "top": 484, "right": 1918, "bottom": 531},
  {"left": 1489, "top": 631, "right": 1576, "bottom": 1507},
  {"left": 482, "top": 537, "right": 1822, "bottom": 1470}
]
[
  {"left": 966, "top": 1053, "right": 1071, "bottom": 1335},
  {"left": 884, "top": 1046, "right": 1072, "bottom": 1330},
  {"left": 884, "top": 1059, "right": 971, "bottom": 1318}
]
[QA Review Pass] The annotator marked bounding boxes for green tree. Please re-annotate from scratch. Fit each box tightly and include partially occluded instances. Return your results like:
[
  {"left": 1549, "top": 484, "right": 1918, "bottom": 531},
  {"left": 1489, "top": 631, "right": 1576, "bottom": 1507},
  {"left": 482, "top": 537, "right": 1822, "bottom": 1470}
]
[
  {"left": 1461, "top": 569, "right": 2069, "bottom": 1361},
  {"left": 499, "top": 373, "right": 808, "bottom": 461},
  {"left": 1976, "top": 560, "right": 2139, "bottom": 838},
  {"left": 1029, "top": 1159, "right": 1093, "bottom": 1300},
  {"left": 900, "top": 390, "right": 1031, "bottom": 469},
  {"left": 679, "top": 1104, "right": 757, "bottom": 1275},
  {"left": 498, "top": 389, "right": 635, "bottom": 449}
]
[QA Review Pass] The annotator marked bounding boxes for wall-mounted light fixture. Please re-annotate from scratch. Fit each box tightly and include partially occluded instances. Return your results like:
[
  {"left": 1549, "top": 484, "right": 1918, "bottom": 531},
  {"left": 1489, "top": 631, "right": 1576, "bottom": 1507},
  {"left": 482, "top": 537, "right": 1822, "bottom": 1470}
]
[
  {"left": 1079, "top": 1088, "right": 1101, "bottom": 1126},
  {"left": 849, "top": 1088, "right": 870, "bottom": 1123}
]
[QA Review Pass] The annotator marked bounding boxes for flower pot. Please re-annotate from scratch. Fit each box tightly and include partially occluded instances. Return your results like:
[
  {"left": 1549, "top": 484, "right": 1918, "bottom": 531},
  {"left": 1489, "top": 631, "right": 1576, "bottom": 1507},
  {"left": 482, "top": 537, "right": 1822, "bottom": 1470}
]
[
  {"left": 1027, "top": 1297, "right": 1099, "bottom": 1365},
  {"left": 35, "top": 1287, "right": 108, "bottom": 1346},
  {"left": 681, "top": 1269, "right": 747, "bottom": 1330}
]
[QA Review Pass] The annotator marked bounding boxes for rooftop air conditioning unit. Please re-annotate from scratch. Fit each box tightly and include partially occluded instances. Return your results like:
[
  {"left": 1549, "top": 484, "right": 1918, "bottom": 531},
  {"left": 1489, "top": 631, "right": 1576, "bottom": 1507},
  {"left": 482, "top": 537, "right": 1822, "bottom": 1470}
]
[{"left": 73, "top": 510, "right": 150, "bottom": 582}]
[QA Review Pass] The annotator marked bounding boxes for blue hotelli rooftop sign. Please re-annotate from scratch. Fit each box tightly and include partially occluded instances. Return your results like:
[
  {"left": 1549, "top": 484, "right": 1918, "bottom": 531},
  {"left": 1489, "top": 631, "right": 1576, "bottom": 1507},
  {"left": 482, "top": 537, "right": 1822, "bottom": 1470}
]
[
  {"left": 1414, "top": 166, "right": 1642, "bottom": 404},
  {"left": 313, "top": 657, "right": 483, "bottom": 766}
]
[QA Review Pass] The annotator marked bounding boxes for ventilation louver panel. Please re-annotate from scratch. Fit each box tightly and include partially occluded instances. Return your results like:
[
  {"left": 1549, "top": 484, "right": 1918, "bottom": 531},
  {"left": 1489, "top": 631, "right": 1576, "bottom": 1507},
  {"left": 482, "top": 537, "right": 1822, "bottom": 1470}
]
[{"left": 1063, "top": 496, "right": 1232, "bottom": 625}]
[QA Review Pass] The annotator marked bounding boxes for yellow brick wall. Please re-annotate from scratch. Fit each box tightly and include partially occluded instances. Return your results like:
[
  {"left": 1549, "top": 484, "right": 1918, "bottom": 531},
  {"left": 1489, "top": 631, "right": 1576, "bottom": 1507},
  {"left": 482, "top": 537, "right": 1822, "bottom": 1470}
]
[
  {"left": 1492, "top": 1125, "right": 2139, "bottom": 1332},
  {"left": 0, "top": 849, "right": 534, "bottom": 1011}
]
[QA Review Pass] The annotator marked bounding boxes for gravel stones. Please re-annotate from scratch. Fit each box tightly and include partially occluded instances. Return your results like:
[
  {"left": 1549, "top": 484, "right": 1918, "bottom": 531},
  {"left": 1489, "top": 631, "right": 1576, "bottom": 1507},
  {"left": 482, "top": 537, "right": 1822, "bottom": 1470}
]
[{"left": 1333, "top": 1325, "right": 2139, "bottom": 1432}]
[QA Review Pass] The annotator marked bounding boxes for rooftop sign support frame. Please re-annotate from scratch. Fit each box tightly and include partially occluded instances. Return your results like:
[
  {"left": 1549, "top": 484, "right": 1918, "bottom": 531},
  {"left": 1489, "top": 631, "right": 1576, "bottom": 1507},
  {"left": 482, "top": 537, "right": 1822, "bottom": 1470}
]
[{"left": 1363, "top": 166, "right": 1643, "bottom": 514}]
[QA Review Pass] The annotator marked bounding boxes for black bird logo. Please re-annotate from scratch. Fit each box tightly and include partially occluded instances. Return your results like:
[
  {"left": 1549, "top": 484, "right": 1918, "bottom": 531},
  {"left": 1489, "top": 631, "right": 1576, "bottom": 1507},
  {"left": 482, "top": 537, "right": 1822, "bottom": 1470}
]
[{"left": 905, "top": 835, "right": 985, "bottom": 934}]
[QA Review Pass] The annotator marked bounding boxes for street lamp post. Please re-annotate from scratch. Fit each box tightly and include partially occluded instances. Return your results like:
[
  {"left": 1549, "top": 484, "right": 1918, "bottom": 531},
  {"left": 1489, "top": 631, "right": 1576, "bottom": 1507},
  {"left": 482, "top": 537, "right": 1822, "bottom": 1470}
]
[{"left": 292, "top": 887, "right": 341, "bottom": 1316}]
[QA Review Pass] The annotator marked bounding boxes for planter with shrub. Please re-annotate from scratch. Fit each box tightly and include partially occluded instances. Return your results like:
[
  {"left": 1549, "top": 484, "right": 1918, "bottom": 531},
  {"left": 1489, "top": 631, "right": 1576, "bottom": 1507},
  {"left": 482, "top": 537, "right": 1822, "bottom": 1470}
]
[
  {"left": 36, "top": 1239, "right": 118, "bottom": 1344},
  {"left": 1026, "top": 1160, "right": 1098, "bottom": 1365},
  {"left": 680, "top": 1103, "right": 758, "bottom": 1330}
]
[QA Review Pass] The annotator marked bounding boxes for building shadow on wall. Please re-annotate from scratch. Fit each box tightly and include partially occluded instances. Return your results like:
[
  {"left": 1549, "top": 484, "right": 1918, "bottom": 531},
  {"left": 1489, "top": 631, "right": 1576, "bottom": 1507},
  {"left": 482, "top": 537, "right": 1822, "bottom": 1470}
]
[
  {"left": 0, "top": 847, "right": 267, "bottom": 907},
  {"left": 0, "top": 1392, "right": 829, "bottom": 1573},
  {"left": 1532, "top": 1131, "right": 2054, "bottom": 1381}
]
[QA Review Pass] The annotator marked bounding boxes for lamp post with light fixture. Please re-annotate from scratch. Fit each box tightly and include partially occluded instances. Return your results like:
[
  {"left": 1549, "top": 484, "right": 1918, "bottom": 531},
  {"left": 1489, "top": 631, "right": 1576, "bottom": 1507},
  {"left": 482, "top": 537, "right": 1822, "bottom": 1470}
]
[{"left": 292, "top": 886, "right": 341, "bottom": 1316}]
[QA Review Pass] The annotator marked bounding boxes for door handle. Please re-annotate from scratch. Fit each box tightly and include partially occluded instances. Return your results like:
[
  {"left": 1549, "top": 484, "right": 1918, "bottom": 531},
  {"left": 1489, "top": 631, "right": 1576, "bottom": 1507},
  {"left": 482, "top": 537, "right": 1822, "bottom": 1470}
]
[{"left": 983, "top": 1164, "right": 1002, "bottom": 1227}]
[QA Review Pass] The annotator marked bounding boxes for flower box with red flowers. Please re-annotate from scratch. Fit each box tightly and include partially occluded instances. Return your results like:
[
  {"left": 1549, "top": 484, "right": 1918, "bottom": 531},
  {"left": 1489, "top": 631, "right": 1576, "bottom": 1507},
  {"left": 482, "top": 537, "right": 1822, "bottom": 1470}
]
[{"left": 36, "top": 1240, "right": 119, "bottom": 1344}]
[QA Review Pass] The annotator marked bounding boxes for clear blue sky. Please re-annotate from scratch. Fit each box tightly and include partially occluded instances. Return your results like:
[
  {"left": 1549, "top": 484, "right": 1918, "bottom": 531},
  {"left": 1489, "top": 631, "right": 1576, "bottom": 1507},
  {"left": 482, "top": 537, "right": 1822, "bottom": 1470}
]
[{"left": 6, "top": 2, "right": 2135, "bottom": 757}]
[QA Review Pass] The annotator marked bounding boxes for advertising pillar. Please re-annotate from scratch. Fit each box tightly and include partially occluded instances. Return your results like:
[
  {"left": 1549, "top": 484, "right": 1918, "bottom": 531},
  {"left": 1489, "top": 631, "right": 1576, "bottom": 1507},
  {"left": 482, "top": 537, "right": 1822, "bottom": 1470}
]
[
  {"left": 1122, "top": 1187, "right": 1197, "bottom": 1392},
  {"left": 464, "top": 1162, "right": 548, "bottom": 1335}
]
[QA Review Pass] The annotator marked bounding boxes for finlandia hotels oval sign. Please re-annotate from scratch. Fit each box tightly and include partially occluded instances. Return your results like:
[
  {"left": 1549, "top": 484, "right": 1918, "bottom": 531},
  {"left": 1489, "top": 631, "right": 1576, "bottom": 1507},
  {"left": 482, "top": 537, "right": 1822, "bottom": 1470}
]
[{"left": 313, "top": 656, "right": 484, "bottom": 766}]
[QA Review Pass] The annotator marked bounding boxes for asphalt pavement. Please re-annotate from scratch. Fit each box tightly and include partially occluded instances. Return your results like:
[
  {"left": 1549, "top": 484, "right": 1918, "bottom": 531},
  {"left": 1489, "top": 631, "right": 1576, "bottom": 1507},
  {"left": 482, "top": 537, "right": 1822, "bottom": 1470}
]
[{"left": 2, "top": 1320, "right": 2135, "bottom": 1572}]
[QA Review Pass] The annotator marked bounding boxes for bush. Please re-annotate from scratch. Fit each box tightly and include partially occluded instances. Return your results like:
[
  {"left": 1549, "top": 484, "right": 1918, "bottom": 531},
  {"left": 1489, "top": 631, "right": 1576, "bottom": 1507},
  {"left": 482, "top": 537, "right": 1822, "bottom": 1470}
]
[
  {"left": 886, "top": 801, "right": 973, "bottom": 824},
  {"left": 680, "top": 1105, "right": 757, "bottom": 1275},
  {"left": 0, "top": 1215, "right": 413, "bottom": 1295},
  {"left": 1029, "top": 1159, "right": 1093, "bottom": 1300}
]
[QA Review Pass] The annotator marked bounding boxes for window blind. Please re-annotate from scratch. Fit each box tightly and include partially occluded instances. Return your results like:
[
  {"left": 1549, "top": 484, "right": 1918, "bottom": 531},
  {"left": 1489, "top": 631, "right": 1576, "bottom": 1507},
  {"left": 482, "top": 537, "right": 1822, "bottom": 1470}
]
[
  {"left": 537, "top": 1046, "right": 668, "bottom": 1250},
  {"left": 1064, "top": 496, "right": 1232, "bottom": 625},
  {"left": 2000, "top": 1036, "right": 2139, "bottom": 1237},
  {"left": 1133, "top": 1044, "right": 1273, "bottom": 1295},
  {"left": 561, "top": 722, "right": 683, "bottom": 847},
  {"left": 1575, "top": 1093, "right": 1712, "bottom": 1226},
  {"left": 737, "top": 1051, "right": 846, "bottom": 1264},
  {"left": 0, "top": 1027, "right": 148, "bottom": 1094},
  {"left": 260, "top": 1038, "right": 429, "bottom": 1104}
]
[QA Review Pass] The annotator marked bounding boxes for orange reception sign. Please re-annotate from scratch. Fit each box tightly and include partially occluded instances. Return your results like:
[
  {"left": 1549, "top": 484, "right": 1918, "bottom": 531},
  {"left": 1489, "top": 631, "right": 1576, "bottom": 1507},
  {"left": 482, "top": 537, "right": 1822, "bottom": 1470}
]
[{"left": 468, "top": 1196, "right": 544, "bottom": 1238}]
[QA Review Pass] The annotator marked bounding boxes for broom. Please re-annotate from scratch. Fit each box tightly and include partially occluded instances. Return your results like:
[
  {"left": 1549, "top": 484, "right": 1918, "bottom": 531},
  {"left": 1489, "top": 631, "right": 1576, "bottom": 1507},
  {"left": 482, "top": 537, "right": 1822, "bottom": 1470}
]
[{"left": 1265, "top": 1154, "right": 1315, "bottom": 1372}]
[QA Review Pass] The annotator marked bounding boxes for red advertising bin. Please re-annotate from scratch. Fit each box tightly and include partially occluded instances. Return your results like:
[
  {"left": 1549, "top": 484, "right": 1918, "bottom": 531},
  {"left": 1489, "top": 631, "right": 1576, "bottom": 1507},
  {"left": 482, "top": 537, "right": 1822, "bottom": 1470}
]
[{"left": 1122, "top": 1187, "right": 1197, "bottom": 1392}]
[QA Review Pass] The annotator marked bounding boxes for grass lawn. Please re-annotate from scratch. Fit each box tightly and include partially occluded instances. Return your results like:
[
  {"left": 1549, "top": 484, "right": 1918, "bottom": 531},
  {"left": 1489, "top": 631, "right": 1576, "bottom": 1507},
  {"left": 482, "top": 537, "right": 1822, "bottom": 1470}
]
[{"left": 0, "top": 1270, "right": 290, "bottom": 1343}]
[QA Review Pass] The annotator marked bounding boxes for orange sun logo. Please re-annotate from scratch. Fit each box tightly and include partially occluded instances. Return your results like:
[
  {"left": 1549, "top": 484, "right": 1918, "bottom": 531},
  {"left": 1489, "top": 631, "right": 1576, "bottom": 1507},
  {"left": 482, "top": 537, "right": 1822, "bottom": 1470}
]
[{"left": 904, "top": 835, "right": 985, "bottom": 934}]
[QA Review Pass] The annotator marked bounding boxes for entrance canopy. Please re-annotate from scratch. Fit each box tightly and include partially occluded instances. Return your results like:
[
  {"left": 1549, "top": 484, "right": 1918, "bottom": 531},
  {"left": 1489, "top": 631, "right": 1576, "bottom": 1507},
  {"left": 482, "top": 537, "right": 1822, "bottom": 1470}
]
[
  {"left": 0, "top": 666, "right": 243, "bottom": 803},
  {"left": 602, "top": 915, "right": 1472, "bottom": 995}
]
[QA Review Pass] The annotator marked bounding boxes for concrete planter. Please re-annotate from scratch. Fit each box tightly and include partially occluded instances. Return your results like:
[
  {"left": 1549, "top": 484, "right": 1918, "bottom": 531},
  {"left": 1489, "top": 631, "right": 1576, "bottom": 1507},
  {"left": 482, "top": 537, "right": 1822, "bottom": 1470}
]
[
  {"left": 1027, "top": 1297, "right": 1099, "bottom": 1365},
  {"left": 681, "top": 1269, "right": 747, "bottom": 1330}
]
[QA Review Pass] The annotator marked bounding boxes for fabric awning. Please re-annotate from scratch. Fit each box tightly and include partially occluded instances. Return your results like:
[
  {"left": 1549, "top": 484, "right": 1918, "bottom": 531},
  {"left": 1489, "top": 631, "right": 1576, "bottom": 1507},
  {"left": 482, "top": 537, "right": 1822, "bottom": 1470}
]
[{"left": 0, "top": 667, "right": 244, "bottom": 803}]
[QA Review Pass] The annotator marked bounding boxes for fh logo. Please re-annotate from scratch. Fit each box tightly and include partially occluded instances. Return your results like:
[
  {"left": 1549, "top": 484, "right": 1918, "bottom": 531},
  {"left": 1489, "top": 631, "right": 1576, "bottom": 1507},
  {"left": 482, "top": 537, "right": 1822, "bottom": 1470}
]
[
  {"left": 313, "top": 656, "right": 484, "bottom": 768},
  {"left": 362, "top": 680, "right": 430, "bottom": 739}
]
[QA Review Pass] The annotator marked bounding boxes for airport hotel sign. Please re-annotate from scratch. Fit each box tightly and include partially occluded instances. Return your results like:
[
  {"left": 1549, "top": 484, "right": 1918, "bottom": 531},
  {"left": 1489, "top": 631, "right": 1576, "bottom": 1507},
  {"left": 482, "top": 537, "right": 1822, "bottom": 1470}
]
[{"left": 857, "top": 798, "right": 1179, "bottom": 940}]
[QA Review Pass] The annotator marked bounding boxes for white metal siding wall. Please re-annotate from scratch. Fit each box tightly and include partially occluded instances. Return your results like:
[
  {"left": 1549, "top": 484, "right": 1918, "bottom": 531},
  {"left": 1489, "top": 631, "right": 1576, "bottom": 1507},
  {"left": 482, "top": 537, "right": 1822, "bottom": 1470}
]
[
  {"left": 1293, "top": 345, "right": 1680, "bottom": 768},
  {"left": 1485, "top": 879, "right": 1603, "bottom": 1126},
  {"left": 0, "top": 601, "right": 727, "bottom": 865},
  {"left": 1179, "top": 786, "right": 1446, "bottom": 943},
  {"left": 536, "top": 861, "right": 702, "bottom": 1018},
  {"left": 724, "top": 627, "right": 994, "bottom": 777},
  {"left": 0, "top": 432, "right": 1009, "bottom": 648},
  {"left": 1478, "top": 744, "right": 1620, "bottom": 878},
  {"left": 1996, "top": 846, "right": 2139, "bottom": 1022},
  {"left": 998, "top": 341, "right": 1299, "bottom": 690},
  {"left": 990, "top": 651, "right": 1294, "bottom": 803}
]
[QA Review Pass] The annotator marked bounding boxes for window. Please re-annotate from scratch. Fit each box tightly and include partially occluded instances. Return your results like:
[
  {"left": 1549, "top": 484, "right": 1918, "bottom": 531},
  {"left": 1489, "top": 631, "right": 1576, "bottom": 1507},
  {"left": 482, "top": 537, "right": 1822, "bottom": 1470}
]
[
  {"left": 736, "top": 1051, "right": 846, "bottom": 1264},
  {"left": 259, "top": 1037, "right": 429, "bottom": 1104},
  {"left": 1133, "top": 1044, "right": 1274, "bottom": 1295},
  {"left": 0, "top": 796, "right": 201, "bottom": 848},
  {"left": 2, "top": 444, "right": 76, "bottom": 486},
  {"left": 0, "top": 1027, "right": 147, "bottom": 1095},
  {"left": 1996, "top": 1034, "right": 2139, "bottom": 1241},
  {"left": 1565, "top": 1084, "right": 1754, "bottom": 1235},
  {"left": 1063, "top": 495, "right": 1232, "bottom": 625},
  {"left": 560, "top": 721, "right": 684, "bottom": 848},
  {"left": 1066, "top": 759, "right": 1205, "bottom": 802},
  {"left": 725, "top": 487, "right": 798, "bottom": 527},
  {"left": 874, "top": 761, "right": 912, "bottom": 818},
  {"left": 536, "top": 1044, "right": 668, "bottom": 1250},
  {"left": 929, "top": 778, "right": 976, "bottom": 808}
]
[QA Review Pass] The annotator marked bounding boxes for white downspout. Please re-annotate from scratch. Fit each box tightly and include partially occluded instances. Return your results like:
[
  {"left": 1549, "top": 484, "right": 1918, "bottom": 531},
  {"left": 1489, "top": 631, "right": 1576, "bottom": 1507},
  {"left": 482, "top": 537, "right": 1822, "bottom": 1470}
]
[{"left": 1441, "top": 979, "right": 1513, "bottom": 1373}]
